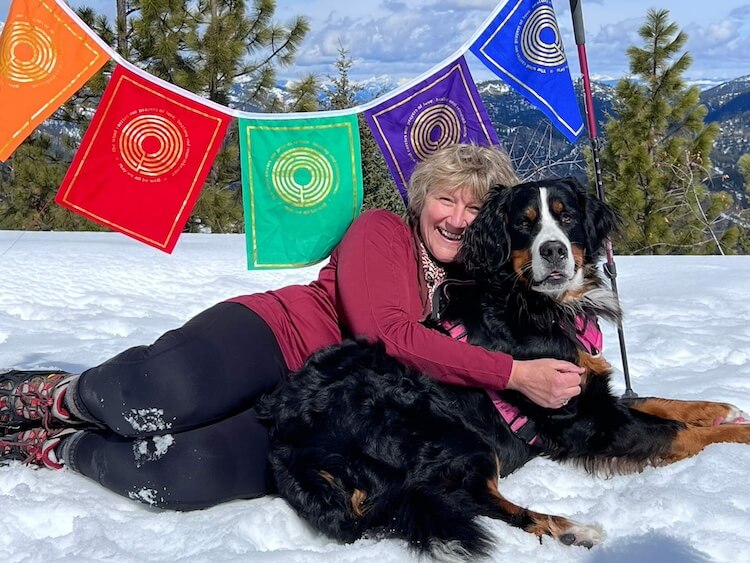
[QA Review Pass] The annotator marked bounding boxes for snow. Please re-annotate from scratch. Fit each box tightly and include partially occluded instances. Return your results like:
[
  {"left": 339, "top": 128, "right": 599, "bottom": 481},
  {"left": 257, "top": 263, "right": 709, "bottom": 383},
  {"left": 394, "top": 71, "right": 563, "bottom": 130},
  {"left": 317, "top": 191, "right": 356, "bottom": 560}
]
[{"left": 2, "top": 230, "right": 750, "bottom": 563}]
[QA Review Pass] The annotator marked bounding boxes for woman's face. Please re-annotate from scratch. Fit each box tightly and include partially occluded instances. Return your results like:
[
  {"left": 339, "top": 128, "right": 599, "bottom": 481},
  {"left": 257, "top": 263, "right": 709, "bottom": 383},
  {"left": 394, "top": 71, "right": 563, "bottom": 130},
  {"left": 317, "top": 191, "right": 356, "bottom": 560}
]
[{"left": 419, "top": 186, "right": 481, "bottom": 263}]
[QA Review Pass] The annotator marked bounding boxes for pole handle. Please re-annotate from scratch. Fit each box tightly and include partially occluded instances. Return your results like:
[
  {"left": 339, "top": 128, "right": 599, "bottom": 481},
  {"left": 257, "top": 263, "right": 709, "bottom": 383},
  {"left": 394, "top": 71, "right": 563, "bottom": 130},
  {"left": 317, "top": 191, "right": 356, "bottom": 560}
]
[{"left": 569, "top": 0, "right": 586, "bottom": 45}]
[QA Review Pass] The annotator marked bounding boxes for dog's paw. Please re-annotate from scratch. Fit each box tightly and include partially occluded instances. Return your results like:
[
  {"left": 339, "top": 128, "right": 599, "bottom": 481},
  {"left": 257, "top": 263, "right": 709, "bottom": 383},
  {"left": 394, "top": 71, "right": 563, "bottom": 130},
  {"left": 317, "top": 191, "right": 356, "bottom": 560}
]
[
  {"left": 717, "top": 405, "right": 750, "bottom": 425},
  {"left": 557, "top": 522, "right": 605, "bottom": 549}
]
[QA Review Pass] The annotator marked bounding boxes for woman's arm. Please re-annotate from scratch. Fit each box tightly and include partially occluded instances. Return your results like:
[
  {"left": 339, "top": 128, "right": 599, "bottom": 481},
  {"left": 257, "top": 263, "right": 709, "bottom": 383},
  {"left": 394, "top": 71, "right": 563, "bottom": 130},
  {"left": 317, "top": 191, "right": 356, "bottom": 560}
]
[
  {"left": 335, "top": 210, "right": 513, "bottom": 390},
  {"left": 336, "top": 210, "right": 584, "bottom": 403}
]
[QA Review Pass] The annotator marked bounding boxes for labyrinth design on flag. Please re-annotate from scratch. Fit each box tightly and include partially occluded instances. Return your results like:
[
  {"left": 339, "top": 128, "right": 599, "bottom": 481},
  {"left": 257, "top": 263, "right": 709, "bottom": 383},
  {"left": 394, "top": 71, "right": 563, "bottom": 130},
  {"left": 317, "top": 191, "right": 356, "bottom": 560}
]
[
  {"left": 114, "top": 112, "right": 188, "bottom": 179},
  {"left": 518, "top": 4, "right": 566, "bottom": 71},
  {"left": 468, "top": 0, "right": 582, "bottom": 141},
  {"left": 408, "top": 102, "right": 463, "bottom": 161},
  {"left": 364, "top": 56, "right": 497, "bottom": 200},
  {"left": 268, "top": 143, "right": 336, "bottom": 209},
  {"left": 0, "top": 20, "right": 57, "bottom": 85}
]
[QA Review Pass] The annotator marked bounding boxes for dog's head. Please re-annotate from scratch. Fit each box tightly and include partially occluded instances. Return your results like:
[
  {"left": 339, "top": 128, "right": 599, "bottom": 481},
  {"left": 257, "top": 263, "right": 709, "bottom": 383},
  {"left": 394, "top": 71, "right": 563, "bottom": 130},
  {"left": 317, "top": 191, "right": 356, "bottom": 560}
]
[{"left": 459, "top": 177, "right": 620, "bottom": 297}]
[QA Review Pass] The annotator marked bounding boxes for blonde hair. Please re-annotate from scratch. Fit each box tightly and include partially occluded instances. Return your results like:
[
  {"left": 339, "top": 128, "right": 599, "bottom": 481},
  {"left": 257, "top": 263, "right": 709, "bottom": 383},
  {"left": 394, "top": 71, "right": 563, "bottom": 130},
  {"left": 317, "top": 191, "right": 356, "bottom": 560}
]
[{"left": 406, "top": 143, "right": 518, "bottom": 223}]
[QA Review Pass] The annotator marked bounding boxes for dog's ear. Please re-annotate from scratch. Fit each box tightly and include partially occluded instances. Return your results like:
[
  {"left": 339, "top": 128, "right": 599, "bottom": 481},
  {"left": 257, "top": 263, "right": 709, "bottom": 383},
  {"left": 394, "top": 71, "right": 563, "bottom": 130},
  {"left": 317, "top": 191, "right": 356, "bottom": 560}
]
[
  {"left": 571, "top": 178, "right": 621, "bottom": 259},
  {"left": 458, "top": 185, "right": 511, "bottom": 277}
]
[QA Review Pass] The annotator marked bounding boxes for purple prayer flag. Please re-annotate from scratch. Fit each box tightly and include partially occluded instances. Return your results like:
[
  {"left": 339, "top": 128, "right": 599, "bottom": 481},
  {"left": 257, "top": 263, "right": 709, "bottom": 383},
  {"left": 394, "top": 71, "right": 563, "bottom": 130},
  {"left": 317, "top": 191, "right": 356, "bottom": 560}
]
[{"left": 364, "top": 56, "right": 499, "bottom": 202}]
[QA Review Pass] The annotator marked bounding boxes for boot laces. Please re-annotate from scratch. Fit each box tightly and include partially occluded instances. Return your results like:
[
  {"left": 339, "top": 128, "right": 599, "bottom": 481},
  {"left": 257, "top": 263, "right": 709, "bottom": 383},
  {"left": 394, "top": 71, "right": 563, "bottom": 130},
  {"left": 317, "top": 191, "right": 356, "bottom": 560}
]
[
  {"left": 0, "top": 428, "right": 48, "bottom": 466},
  {"left": 17, "top": 380, "right": 56, "bottom": 429},
  {"left": 0, "top": 427, "right": 73, "bottom": 469},
  {"left": 6, "top": 376, "right": 68, "bottom": 430}
]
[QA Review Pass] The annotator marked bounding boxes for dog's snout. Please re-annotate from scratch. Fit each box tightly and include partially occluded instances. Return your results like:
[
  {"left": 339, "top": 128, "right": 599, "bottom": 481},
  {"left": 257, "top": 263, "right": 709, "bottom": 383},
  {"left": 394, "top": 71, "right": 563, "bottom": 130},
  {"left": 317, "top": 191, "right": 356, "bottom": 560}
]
[{"left": 540, "top": 240, "right": 567, "bottom": 263}]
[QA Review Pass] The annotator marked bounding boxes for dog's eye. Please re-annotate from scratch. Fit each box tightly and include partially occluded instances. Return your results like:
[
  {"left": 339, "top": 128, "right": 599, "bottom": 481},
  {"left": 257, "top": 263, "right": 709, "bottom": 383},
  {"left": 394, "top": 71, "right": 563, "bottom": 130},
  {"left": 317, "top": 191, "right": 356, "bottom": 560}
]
[
  {"left": 561, "top": 213, "right": 573, "bottom": 225},
  {"left": 516, "top": 218, "right": 532, "bottom": 231}
]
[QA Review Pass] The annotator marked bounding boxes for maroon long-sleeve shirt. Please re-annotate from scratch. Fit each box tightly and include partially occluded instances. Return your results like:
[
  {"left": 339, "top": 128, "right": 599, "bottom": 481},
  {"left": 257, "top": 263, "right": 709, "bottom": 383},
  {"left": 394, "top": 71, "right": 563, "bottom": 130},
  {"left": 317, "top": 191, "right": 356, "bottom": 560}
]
[{"left": 227, "top": 209, "right": 513, "bottom": 389}]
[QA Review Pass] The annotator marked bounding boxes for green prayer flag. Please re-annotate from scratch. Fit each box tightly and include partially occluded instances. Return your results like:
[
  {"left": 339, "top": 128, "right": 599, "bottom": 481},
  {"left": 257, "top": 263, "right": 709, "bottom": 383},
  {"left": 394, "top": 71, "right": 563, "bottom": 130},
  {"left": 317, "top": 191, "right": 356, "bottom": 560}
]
[{"left": 239, "top": 115, "right": 363, "bottom": 269}]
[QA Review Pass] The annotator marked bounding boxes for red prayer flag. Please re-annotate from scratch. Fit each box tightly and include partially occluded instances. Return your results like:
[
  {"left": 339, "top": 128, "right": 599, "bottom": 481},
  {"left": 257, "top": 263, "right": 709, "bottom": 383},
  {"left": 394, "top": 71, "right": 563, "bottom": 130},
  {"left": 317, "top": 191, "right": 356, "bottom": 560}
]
[{"left": 55, "top": 65, "right": 231, "bottom": 253}]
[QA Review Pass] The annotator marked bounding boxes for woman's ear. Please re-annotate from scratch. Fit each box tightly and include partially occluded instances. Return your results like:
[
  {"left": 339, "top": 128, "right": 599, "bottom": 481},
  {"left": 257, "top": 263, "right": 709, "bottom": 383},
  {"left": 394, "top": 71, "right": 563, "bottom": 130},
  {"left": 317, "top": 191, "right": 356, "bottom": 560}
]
[{"left": 458, "top": 185, "right": 511, "bottom": 277}]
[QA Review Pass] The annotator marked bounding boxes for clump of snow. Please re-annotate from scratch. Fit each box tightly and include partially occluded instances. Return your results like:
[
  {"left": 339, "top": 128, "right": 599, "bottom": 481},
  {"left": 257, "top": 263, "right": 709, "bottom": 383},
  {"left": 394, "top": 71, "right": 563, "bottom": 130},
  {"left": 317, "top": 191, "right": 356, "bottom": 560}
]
[
  {"left": 122, "top": 408, "right": 172, "bottom": 433},
  {"left": 1, "top": 231, "right": 750, "bottom": 562},
  {"left": 128, "top": 487, "right": 160, "bottom": 506},
  {"left": 132, "top": 435, "right": 174, "bottom": 468}
]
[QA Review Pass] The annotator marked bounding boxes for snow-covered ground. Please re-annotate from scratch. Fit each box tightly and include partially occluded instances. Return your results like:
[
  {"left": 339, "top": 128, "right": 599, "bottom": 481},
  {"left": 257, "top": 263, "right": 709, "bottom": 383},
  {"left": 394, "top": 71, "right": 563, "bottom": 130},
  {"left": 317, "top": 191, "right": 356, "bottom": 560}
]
[{"left": 2, "top": 230, "right": 750, "bottom": 563}]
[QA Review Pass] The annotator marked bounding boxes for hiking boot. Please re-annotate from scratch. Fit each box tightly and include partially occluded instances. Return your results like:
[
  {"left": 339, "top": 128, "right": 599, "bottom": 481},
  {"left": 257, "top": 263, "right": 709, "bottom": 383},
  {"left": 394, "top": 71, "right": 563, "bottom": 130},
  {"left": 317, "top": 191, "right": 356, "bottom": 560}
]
[
  {"left": 0, "top": 370, "right": 79, "bottom": 432},
  {"left": 0, "top": 427, "right": 78, "bottom": 470}
]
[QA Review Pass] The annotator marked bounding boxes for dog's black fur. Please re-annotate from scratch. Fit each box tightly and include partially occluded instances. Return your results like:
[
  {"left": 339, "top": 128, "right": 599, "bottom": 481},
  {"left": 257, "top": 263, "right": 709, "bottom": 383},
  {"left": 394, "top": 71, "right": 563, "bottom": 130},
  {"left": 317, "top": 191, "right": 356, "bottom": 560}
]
[{"left": 257, "top": 177, "right": 750, "bottom": 559}]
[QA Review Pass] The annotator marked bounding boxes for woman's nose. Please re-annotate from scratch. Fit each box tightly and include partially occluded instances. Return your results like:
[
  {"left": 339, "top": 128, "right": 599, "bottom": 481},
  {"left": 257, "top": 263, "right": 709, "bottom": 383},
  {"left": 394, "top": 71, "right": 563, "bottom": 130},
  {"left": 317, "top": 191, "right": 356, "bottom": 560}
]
[{"left": 448, "top": 206, "right": 469, "bottom": 228}]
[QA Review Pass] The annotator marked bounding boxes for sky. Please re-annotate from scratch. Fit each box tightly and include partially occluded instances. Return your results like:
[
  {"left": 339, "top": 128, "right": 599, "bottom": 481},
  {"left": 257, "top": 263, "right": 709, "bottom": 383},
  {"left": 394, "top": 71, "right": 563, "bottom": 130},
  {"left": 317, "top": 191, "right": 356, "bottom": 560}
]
[
  {"left": 0, "top": 0, "right": 748, "bottom": 85},
  {"left": 2, "top": 230, "right": 750, "bottom": 561}
]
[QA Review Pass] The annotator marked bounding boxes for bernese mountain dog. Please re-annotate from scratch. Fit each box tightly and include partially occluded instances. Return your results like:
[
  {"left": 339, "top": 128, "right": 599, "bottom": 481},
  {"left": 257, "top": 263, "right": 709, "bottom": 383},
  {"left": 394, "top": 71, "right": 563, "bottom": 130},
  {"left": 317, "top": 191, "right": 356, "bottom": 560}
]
[{"left": 257, "top": 177, "right": 750, "bottom": 560}]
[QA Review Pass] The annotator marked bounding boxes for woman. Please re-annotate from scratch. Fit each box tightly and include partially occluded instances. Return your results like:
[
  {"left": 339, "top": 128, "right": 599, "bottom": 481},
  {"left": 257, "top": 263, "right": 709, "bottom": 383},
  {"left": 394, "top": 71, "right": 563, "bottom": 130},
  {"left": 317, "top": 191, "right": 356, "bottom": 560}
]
[{"left": 0, "top": 143, "right": 583, "bottom": 509}]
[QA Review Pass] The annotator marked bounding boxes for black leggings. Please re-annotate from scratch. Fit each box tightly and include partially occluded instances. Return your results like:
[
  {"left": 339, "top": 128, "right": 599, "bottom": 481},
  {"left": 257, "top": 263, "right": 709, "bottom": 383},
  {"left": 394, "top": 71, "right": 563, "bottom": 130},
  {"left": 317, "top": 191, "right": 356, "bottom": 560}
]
[{"left": 67, "top": 302, "right": 288, "bottom": 510}]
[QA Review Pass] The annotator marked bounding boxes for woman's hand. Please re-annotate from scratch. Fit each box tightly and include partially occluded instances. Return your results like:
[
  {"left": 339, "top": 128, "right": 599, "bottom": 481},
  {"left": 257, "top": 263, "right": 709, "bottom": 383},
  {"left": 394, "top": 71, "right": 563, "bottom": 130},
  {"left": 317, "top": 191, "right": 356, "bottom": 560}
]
[{"left": 506, "top": 358, "right": 584, "bottom": 409}]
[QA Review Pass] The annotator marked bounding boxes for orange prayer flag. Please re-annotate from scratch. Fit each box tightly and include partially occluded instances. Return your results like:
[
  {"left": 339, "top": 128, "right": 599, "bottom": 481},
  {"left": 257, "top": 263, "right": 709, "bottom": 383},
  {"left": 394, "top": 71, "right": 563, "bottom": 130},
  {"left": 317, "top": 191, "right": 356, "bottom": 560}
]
[{"left": 0, "top": 0, "right": 109, "bottom": 161}]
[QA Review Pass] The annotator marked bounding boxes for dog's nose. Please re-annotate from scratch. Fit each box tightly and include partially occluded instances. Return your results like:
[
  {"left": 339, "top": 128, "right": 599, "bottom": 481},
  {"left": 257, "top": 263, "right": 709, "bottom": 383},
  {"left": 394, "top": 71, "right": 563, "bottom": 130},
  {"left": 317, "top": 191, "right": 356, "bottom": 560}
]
[{"left": 540, "top": 240, "right": 567, "bottom": 263}]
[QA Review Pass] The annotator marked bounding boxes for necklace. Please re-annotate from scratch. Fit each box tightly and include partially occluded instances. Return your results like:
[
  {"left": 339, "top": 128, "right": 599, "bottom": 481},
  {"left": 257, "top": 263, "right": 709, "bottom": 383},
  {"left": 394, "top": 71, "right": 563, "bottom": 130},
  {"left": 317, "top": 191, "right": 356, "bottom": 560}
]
[{"left": 419, "top": 240, "right": 446, "bottom": 304}]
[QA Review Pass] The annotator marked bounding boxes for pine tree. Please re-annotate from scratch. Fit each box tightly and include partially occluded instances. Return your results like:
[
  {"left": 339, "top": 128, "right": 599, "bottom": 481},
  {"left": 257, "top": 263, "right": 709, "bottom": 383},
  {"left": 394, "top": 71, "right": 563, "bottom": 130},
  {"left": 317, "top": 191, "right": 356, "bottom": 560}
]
[
  {"left": 599, "top": 9, "right": 730, "bottom": 255},
  {"left": 284, "top": 75, "right": 321, "bottom": 112},
  {"left": 0, "top": 135, "right": 103, "bottom": 230},
  {"left": 177, "top": 1, "right": 312, "bottom": 232},
  {"left": 115, "top": 0, "right": 130, "bottom": 57},
  {"left": 734, "top": 154, "right": 750, "bottom": 253},
  {"left": 739, "top": 154, "right": 750, "bottom": 199},
  {"left": 359, "top": 120, "right": 406, "bottom": 216},
  {"left": 322, "top": 47, "right": 405, "bottom": 217},
  {"left": 324, "top": 45, "right": 358, "bottom": 110},
  {"left": 128, "top": 1, "right": 202, "bottom": 91},
  {"left": 191, "top": 0, "right": 311, "bottom": 107}
]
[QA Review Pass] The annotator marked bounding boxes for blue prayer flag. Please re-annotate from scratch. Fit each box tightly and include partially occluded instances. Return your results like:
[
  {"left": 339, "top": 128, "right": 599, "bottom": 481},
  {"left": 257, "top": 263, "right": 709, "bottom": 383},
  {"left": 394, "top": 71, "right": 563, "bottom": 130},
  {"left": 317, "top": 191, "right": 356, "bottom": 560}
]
[{"left": 470, "top": 0, "right": 583, "bottom": 142}]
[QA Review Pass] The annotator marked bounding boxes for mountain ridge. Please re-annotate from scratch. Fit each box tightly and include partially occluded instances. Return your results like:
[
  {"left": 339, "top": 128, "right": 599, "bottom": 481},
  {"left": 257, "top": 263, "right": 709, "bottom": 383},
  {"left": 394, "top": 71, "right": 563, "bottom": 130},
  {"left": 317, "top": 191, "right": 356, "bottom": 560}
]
[{"left": 472, "top": 74, "right": 750, "bottom": 207}]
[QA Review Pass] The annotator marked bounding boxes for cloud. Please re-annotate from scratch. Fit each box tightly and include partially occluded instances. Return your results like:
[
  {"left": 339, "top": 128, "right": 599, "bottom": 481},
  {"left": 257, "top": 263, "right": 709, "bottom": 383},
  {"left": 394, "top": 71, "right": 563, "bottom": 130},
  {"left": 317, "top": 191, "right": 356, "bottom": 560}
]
[
  {"left": 682, "top": 17, "right": 750, "bottom": 77},
  {"left": 381, "top": 0, "right": 408, "bottom": 12},
  {"left": 287, "top": 1, "right": 493, "bottom": 80},
  {"left": 576, "top": 10, "right": 750, "bottom": 80},
  {"left": 728, "top": 5, "right": 750, "bottom": 19},
  {"left": 430, "top": 0, "right": 497, "bottom": 8},
  {"left": 691, "top": 20, "right": 740, "bottom": 44},
  {"left": 568, "top": 16, "right": 643, "bottom": 76}
]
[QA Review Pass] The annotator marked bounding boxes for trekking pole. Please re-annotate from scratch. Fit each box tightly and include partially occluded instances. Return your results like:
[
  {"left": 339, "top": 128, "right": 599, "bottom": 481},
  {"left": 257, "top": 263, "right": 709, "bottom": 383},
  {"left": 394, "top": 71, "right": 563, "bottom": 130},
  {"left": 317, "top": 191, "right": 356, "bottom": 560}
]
[{"left": 569, "top": 0, "right": 636, "bottom": 398}]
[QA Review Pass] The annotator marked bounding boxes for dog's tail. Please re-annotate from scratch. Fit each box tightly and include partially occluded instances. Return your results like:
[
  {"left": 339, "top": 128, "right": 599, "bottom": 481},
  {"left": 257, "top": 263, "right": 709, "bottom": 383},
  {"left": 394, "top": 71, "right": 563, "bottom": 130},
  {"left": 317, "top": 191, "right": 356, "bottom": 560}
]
[{"left": 393, "top": 487, "right": 493, "bottom": 561}]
